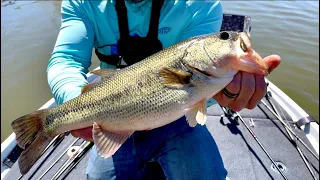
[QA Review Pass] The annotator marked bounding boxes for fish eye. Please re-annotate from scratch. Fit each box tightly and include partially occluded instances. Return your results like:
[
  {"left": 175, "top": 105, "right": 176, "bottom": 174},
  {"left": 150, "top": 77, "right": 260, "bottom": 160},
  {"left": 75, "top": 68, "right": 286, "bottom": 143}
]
[
  {"left": 220, "top": 32, "right": 230, "bottom": 40},
  {"left": 240, "top": 40, "right": 248, "bottom": 52}
]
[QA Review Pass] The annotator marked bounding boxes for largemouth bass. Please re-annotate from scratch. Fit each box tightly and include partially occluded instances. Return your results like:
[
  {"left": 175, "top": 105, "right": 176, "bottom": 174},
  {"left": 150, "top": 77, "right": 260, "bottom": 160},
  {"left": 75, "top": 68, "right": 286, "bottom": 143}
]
[{"left": 11, "top": 31, "right": 268, "bottom": 174}]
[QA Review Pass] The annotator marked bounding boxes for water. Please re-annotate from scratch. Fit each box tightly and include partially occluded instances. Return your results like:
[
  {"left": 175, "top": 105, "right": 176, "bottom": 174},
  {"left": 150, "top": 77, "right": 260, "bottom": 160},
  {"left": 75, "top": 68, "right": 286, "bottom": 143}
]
[{"left": 1, "top": 1, "right": 318, "bottom": 143}]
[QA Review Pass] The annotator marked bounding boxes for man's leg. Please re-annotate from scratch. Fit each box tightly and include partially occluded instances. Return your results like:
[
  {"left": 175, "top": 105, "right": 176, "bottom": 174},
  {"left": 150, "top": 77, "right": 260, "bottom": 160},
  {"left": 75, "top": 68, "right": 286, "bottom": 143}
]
[
  {"left": 158, "top": 125, "right": 228, "bottom": 180},
  {"left": 86, "top": 136, "right": 142, "bottom": 180}
]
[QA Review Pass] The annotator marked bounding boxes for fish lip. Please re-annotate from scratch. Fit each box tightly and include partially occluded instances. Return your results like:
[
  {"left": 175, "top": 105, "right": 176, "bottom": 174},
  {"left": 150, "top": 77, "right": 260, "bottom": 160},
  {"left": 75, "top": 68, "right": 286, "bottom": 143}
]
[
  {"left": 237, "top": 48, "right": 269, "bottom": 76},
  {"left": 238, "top": 57, "right": 269, "bottom": 76},
  {"left": 232, "top": 32, "right": 269, "bottom": 76}
]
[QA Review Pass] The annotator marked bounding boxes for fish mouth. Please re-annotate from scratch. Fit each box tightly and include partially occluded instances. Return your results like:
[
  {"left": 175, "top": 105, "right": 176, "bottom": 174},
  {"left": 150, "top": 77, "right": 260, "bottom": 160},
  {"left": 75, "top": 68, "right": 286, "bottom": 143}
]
[
  {"left": 230, "top": 32, "right": 269, "bottom": 76},
  {"left": 237, "top": 49, "right": 269, "bottom": 76}
]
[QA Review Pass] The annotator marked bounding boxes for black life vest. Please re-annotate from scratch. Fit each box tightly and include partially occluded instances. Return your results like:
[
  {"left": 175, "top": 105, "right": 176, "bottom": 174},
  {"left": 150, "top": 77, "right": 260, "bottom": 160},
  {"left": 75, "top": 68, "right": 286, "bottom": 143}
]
[{"left": 95, "top": 0, "right": 165, "bottom": 68}]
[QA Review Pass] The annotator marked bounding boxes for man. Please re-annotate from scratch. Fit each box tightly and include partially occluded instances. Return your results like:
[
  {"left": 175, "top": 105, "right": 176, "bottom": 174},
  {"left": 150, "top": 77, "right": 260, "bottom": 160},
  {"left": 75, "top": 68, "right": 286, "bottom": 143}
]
[{"left": 47, "top": 0, "right": 281, "bottom": 179}]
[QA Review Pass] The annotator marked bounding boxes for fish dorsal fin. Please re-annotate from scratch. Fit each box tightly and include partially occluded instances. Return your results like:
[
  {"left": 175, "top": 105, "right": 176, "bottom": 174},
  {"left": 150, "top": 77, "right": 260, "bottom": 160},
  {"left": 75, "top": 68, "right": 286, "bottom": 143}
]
[
  {"left": 92, "top": 122, "right": 133, "bottom": 158},
  {"left": 90, "top": 68, "right": 118, "bottom": 79},
  {"left": 185, "top": 100, "right": 207, "bottom": 127},
  {"left": 82, "top": 68, "right": 118, "bottom": 94},
  {"left": 159, "top": 67, "right": 192, "bottom": 89},
  {"left": 81, "top": 83, "right": 99, "bottom": 94}
]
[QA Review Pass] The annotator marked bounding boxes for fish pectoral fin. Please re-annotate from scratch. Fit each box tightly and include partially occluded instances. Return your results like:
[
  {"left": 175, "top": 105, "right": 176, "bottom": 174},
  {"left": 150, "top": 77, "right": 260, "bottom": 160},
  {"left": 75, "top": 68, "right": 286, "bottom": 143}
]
[
  {"left": 92, "top": 122, "right": 133, "bottom": 158},
  {"left": 195, "top": 100, "right": 207, "bottom": 125},
  {"left": 185, "top": 108, "right": 198, "bottom": 127},
  {"left": 90, "top": 68, "right": 118, "bottom": 79},
  {"left": 159, "top": 67, "right": 192, "bottom": 89},
  {"left": 185, "top": 100, "right": 207, "bottom": 127},
  {"left": 81, "top": 83, "right": 99, "bottom": 94}
]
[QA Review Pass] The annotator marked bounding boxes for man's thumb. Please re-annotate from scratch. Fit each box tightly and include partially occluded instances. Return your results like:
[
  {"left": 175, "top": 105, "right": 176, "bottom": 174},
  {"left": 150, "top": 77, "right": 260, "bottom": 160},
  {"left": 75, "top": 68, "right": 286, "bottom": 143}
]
[{"left": 263, "top": 55, "right": 281, "bottom": 73}]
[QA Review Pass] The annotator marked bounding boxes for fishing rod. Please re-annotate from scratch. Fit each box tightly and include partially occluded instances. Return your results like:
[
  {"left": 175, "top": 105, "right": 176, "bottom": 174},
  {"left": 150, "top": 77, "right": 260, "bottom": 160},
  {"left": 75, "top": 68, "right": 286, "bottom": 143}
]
[
  {"left": 49, "top": 140, "right": 86, "bottom": 180},
  {"left": 259, "top": 100, "right": 319, "bottom": 161},
  {"left": 221, "top": 106, "right": 289, "bottom": 180},
  {"left": 264, "top": 92, "right": 318, "bottom": 180},
  {"left": 263, "top": 79, "right": 319, "bottom": 161},
  {"left": 60, "top": 141, "right": 94, "bottom": 180},
  {"left": 53, "top": 141, "right": 93, "bottom": 180},
  {"left": 50, "top": 141, "right": 92, "bottom": 180},
  {"left": 37, "top": 138, "right": 80, "bottom": 180}
]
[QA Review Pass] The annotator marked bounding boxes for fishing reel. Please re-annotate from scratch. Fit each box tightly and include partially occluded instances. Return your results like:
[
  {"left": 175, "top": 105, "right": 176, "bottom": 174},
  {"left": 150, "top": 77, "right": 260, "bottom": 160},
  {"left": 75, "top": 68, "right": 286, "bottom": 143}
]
[{"left": 221, "top": 106, "right": 241, "bottom": 125}]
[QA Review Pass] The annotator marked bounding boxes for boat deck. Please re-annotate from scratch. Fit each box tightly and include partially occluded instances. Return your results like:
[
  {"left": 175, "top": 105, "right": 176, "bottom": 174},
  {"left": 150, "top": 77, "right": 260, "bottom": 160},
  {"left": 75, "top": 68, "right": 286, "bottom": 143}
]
[{"left": 3, "top": 97, "right": 319, "bottom": 180}]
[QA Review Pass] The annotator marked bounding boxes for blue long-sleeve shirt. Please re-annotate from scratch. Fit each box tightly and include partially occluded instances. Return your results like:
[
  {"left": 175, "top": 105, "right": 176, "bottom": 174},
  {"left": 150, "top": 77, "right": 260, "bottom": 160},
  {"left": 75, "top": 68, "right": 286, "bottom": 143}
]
[{"left": 47, "top": 0, "right": 223, "bottom": 105}]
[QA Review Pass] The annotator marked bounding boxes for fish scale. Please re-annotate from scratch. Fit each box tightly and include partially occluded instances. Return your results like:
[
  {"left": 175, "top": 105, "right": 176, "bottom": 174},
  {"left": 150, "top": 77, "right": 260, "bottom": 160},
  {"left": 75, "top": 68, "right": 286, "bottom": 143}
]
[{"left": 50, "top": 54, "right": 186, "bottom": 131}]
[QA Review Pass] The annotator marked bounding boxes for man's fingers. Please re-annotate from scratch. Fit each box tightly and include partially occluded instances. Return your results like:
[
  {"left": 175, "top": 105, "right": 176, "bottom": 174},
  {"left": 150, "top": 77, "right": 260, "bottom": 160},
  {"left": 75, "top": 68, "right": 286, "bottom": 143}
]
[
  {"left": 214, "top": 55, "right": 280, "bottom": 111},
  {"left": 231, "top": 72, "right": 255, "bottom": 111},
  {"left": 217, "top": 71, "right": 241, "bottom": 107},
  {"left": 247, "top": 75, "right": 267, "bottom": 109},
  {"left": 70, "top": 126, "right": 93, "bottom": 142}
]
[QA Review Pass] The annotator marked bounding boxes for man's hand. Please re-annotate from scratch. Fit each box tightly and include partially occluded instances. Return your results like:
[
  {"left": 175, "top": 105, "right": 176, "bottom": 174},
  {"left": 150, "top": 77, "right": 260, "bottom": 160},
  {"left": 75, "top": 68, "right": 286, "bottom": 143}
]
[
  {"left": 213, "top": 54, "right": 281, "bottom": 111},
  {"left": 71, "top": 126, "right": 94, "bottom": 141},
  {"left": 71, "top": 55, "right": 281, "bottom": 141}
]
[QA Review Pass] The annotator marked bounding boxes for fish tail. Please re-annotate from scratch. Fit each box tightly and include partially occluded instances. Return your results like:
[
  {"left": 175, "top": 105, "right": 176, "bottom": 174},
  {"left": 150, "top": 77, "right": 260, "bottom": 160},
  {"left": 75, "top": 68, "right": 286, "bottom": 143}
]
[{"left": 11, "top": 109, "right": 53, "bottom": 174}]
